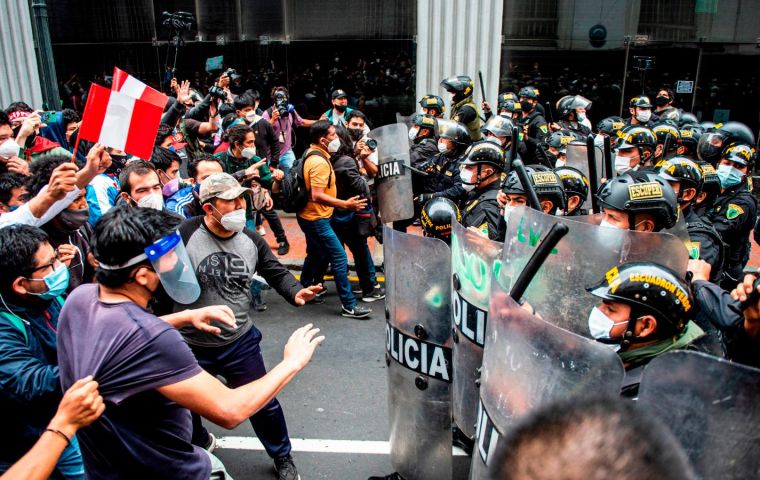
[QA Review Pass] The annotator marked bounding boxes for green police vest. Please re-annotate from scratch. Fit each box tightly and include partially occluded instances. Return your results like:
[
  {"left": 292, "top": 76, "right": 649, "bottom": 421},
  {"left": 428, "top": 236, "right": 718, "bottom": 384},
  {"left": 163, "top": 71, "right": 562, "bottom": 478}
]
[{"left": 450, "top": 97, "right": 482, "bottom": 141}]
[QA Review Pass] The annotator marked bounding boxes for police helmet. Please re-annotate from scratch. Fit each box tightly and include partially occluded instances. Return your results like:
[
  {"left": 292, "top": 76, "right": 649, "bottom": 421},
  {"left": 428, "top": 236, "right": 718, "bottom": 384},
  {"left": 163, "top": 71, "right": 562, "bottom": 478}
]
[
  {"left": 420, "top": 197, "right": 461, "bottom": 242},
  {"left": 677, "top": 124, "right": 704, "bottom": 155},
  {"left": 652, "top": 122, "right": 681, "bottom": 155},
  {"left": 616, "top": 125, "right": 657, "bottom": 163},
  {"left": 556, "top": 95, "right": 592, "bottom": 120},
  {"left": 498, "top": 92, "right": 518, "bottom": 104},
  {"left": 518, "top": 86, "right": 540, "bottom": 100},
  {"left": 502, "top": 167, "right": 566, "bottom": 213},
  {"left": 554, "top": 166, "right": 589, "bottom": 205},
  {"left": 697, "top": 121, "right": 756, "bottom": 165},
  {"left": 596, "top": 116, "right": 626, "bottom": 137},
  {"left": 722, "top": 143, "right": 756, "bottom": 169},
  {"left": 696, "top": 161, "right": 720, "bottom": 208},
  {"left": 498, "top": 99, "right": 522, "bottom": 116},
  {"left": 629, "top": 96, "right": 653, "bottom": 109},
  {"left": 437, "top": 119, "right": 472, "bottom": 150},
  {"left": 419, "top": 95, "right": 446, "bottom": 116},
  {"left": 587, "top": 262, "right": 693, "bottom": 345},
  {"left": 679, "top": 112, "right": 699, "bottom": 126},
  {"left": 410, "top": 114, "right": 438, "bottom": 141},
  {"left": 545, "top": 131, "right": 579, "bottom": 151},
  {"left": 440, "top": 76, "right": 474, "bottom": 97},
  {"left": 596, "top": 171, "right": 678, "bottom": 230},
  {"left": 460, "top": 141, "right": 506, "bottom": 172},
  {"left": 482, "top": 115, "right": 515, "bottom": 139},
  {"left": 655, "top": 156, "right": 703, "bottom": 201}
]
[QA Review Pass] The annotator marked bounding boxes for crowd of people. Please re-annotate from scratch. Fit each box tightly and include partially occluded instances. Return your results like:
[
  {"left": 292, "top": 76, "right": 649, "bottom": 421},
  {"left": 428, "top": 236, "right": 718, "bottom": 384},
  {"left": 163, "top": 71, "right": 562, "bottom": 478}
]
[{"left": 0, "top": 56, "right": 759, "bottom": 479}]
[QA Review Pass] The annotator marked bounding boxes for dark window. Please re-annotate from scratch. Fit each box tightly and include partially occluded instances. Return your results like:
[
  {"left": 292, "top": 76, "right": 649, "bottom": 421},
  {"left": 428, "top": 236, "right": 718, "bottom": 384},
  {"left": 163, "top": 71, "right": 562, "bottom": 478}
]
[{"left": 639, "top": 0, "right": 697, "bottom": 42}]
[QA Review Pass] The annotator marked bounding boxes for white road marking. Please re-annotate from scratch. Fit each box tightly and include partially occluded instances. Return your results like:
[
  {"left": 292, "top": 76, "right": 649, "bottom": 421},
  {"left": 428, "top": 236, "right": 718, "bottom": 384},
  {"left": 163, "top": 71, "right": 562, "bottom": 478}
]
[{"left": 217, "top": 437, "right": 468, "bottom": 456}]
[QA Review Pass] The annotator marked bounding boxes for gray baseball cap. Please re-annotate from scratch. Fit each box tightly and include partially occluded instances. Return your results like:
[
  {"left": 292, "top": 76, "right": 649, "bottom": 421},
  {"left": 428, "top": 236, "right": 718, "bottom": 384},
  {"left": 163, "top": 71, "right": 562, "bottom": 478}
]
[{"left": 199, "top": 173, "right": 252, "bottom": 203}]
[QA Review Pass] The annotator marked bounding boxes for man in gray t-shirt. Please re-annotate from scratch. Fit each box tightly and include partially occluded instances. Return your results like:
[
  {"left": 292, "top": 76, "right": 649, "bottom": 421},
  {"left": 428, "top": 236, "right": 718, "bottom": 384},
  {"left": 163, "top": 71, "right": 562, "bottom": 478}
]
[{"left": 177, "top": 173, "right": 321, "bottom": 480}]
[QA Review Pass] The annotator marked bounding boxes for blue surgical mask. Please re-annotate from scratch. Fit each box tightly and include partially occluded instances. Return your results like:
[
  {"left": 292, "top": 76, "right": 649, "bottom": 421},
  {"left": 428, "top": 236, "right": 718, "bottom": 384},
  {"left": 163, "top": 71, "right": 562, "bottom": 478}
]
[
  {"left": 716, "top": 164, "right": 744, "bottom": 189},
  {"left": 27, "top": 263, "right": 70, "bottom": 300}
]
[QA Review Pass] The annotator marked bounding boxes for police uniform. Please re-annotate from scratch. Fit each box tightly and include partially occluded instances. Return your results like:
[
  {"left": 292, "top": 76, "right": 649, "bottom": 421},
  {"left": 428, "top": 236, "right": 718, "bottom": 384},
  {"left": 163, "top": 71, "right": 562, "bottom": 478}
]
[
  {"left": 459, "top": 181, "right": 502, "bottom": 240},
  {"left": 555, "top": 119, "right": 591, "bottom": 137},
  {"left": 708, "top": 183, "right": 757, "bottom": 288},
  {"left": 450, "top": 97, "right": 482, "bottom": 142},
  {"left": 420, "top": 153, "right": 465, "bottom": 202},
  {"left": 684, "top": 207, "right": 724, "bottom": 284},
  {"left": 410, "top": 138, "right": 439, "bottom": 196},
  {"left": 521, "top": 110, "right": 549, "bottom": 164}
]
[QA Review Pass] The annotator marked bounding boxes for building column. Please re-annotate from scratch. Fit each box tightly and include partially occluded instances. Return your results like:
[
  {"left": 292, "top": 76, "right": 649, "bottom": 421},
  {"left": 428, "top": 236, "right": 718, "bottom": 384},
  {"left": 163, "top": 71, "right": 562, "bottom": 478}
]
[{"left": 0, "top": 0, "right": 45, "bottom": 108}]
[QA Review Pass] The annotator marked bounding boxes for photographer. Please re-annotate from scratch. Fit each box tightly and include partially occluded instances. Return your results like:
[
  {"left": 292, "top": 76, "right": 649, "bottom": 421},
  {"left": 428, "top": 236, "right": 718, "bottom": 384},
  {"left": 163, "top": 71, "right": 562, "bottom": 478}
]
[
  {"left": 262, "top": 86, "right": 317, "bottom": 175},
  {"left": 345, "top": 110, "right": 378, "bottom": 178}
]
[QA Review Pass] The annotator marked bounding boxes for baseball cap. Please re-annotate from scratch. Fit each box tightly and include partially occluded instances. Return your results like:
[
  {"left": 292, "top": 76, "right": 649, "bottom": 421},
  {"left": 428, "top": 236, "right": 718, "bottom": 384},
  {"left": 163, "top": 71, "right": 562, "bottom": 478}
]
[
  {"left": 199, "top": 173, "right": 252, "bottom": 203},
  {"left": 332, "top": 89, "right": 347, "bottom": 99}
]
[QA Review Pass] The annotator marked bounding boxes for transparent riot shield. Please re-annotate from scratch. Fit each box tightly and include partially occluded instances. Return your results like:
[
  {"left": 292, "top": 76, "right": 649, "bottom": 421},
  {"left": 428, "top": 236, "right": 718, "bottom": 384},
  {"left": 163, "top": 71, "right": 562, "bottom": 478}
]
[
  {"left": 450, "top": 220, "right": 503, "bottom": 440},
  {"left": 638, "top": 350, "right": 760, "bottom": 480},
  {"left": 572, "top": 210, "right": 692, "bottom": 254},
  {"left": 396, "top": 112, "right": 415, "bottom": 129},
  {"left": 383, "top": 226, "right": 453, "bottom": 480},
  {"left": 499, "top": 207, "right": 689, "bottom": 336},
  {"left": 566, "top": 141, "right": 603, "bottom": 187},
  {"left": 370, "top": 124, "right": 414, "bottom": 224},
  {"left": 469, "top": 276, "right": 625, "bottom": 479}
]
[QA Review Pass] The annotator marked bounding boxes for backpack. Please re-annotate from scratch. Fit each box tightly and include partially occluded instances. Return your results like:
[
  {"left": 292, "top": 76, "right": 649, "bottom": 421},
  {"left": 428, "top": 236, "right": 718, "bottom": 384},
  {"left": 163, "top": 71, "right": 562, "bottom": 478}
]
[{"left": 279, "top": 148, "right": 331, "bottom": 213}]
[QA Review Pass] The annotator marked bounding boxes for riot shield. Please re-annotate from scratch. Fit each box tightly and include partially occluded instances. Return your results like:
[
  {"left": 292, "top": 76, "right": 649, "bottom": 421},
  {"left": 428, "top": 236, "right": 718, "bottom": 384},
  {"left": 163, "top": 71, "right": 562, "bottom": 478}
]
[
  {"left": 638, "top": 351, "right": 760, "bottom": 480},
  {"left": 572, "top": 211, "right": 692, "bottom": 253},
  {"left": 396, "top": 112, "right": 415, "bottom": 128},
  {"left": 383, "top": 226, "right": 453, "bottom": 480},
  {"left": 566, "top": 141, "right": 603, "bottom": 187},
  {"left": 470, "top": 277, "right": 625, "bottom": 479},
  {"left": 370, "top": 124, "right": 414, "bottom": 223},
  {"left": 499, "top": 207, "right": 689, "bottom": 336},
  {"left": 450, "top": 220, "right": 503, "bottom": 440}
]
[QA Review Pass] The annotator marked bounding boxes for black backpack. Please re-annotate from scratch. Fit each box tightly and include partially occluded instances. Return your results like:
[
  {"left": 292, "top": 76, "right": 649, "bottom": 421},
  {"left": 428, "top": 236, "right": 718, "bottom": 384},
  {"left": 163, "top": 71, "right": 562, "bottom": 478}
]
[{"left": 279, "top": 148, "right": 331, "bottom": 213}]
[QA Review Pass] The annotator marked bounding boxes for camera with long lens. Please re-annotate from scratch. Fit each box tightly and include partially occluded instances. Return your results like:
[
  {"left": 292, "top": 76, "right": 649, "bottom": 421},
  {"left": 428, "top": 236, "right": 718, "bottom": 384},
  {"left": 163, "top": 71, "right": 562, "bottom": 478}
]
[
  {"left": 364, "top": 138, "right": 378, "bottom": 150},
  {"left": 222, "top": 68, "right": 241, "bottom": 82},
  {"left": 161, "top": 11, "right": 194, "bottom": 32},
  {"left": 274, "top": 92, "right": 289, "bottom": 116},
  {"left": 208, "top": 85, "right": 227, "bottom": 101}
]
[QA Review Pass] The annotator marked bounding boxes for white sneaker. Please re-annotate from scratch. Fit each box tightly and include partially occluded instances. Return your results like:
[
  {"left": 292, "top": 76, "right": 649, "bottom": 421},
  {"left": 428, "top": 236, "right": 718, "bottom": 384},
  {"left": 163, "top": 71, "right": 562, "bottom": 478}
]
[{"left": 257, "top": 226, "right": 266, "bottom": 236}]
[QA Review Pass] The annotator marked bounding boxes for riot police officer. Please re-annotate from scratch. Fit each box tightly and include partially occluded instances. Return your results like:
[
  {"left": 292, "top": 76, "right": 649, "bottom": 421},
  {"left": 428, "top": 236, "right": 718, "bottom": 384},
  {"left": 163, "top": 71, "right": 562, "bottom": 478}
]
[
  {"left": 552, "top": 95, "right": 592, "bottom": 136},
  {"left": 596, "top": 171, "right": 678, "bottom": 232},
  {"left": 499, "top": 166, "right": 566, "bottom": 219},
  {"left": 497, "top": 98, "right": 522, "bottom": 121},
  {"left": 693, "top": 161, "right": 720, "bottom": 219},
  {"left": 420, "top": 197, "right": 461, "bottom": 244},
  {"left": 676, "top": 124, "right": 704, "bottom": 160},
  {"left": 544, "top": 130, "right": 579, "bottom": 168},
  {"left": 651, "top": 122, "right": 680, "bottom": 161},
  {"left": 440, "top": 75, "right": 482, "bottom": 141},
  {"left": 518, "top": 86, "right": 549, "bottom": 164},
  {"left": 481, "top": 115, "right": 516, "bottom": 154},
  {"left": 614, "top": 125, "right": 657, "bottom": 174},
  {"left": 415, "top": 120, "right": 472, "bottom": 205},
  {"left": 458, "top": 141, "right": 506, "bottom": 240},
  {"left": 409, "top": 113, "right": 440, "bottom": 199},
  {"left": 708, "top": 143, "right": 758, "bottom": 289},
  {"left": 626, "top": 96, "right": 654, "bottom": 127},
  {"left": 586, "top": 261, "right": 704, "bottom": 396},
  {"left": 596, "top": 116, "right": 626, "bottom": 149},
  {"left": 419, "top": 95, "right": 445, "bottom": 118},
  {"left": 697, "top": 121, "right": 756, "bottom": 166},
  {"left": 555, "top": 166, "right": 590, "bottom": 216},
  {"left": 679, "top": 112, "right": 699, "bottom": 127},
  {"left": 483, "top": 92, "right": 517, "bottom": 121},
  {"left": 656, "top": 157, "right": 724, "bottom": 283}
]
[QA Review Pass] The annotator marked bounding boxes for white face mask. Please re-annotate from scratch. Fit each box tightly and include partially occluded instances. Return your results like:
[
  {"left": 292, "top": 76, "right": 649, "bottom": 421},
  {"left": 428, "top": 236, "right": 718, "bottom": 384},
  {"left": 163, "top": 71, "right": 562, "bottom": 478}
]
[
  {"left": 245, "top": 110, "right": 259, "bottom": 124},
  {"left": 136, "top": 193, "right": 164, "bottom": 210},
  {"left": 327, "top": 138, "right": 341, "bottom": 153},
  {"left": 241, "top": 146, "right": 257, "bottom": 159},
  {"left": 554, "top": 158, "right": 566, "bottom": 168},
  {"left": 438, "top": 141, "right": 451, "bottom": 154},
  {"left": 614, "top": 153, "right": 633, "bottom": 174},
  {"left": 576, "top": 111, "right": 586, "bottom": 122},
  {"left": 460, "top": 168, "right": 476, "bottom": 192},
  {"left": 503, "top": 204, "right": 516, "bottom": 221},
  {"left": 556, "top": 208, "right": 565, "bottom": 216},
  {"left": 636, "top": 110, "right": 652, "bottom": 123},
  {"left": 599, "top": 218, "right": 619, "bottom": 229},
  {"left": 588, "top": 306, "right": 628, "bottom": 341},
  {"left": 216, "top": 207, "right": 246, "bottom": 233},
  {"left": 0, "top": 139, "right": 20, "bottom": 159},
  {"left": 408, "top": 127, "right": 419, "bottom": 141}
]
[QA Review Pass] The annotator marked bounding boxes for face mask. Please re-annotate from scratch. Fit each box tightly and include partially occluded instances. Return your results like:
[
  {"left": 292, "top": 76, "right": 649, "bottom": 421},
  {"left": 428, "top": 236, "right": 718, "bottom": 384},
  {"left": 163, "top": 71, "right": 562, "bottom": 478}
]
[
  {"left": 520, "top": 100, "right": 533, "bottom": 112},
  {"left": 588, "top": 306, "right": 628, "bottom": 341},
  {"left": 215, "top": 207, "right": 246, "bottom": 233},
  {"left": 162, "top": 177, "right": 180, "bottom": 197},
  {"left": 334, "top": 104, "right": 348, "bottom": 113},
  {"left": 636, "top": 110, "right": 652, "bottom": 123},
  {"left": 245, "top": 110, "right": 258, "bottom": 124},
  {"left": 241, "top": 146, "right": 257, "bottom": 160},
  {"left": 27, "top": 263, "right": 70, "bottom": 300},
  {"left": 408, "top": 127, "right": 419, "bottom": 141},
  {"left": 57, "top": 208, "right": 89, "bottom": 231},
  {"left": 108, "top": 154, "right": 128, "bottom": 175},
  {"left": 554, "top": 158, "right": 566, "bottom": 168},
  {"left": 576, "top": 111, "right": 586, "bottom": 122},
  {"left": 614, "top": 153, "right": 633, "bottom": 174},
  {"left": 0, "top": 139, "right": 20, "bottom": 158},
  {"left": 655, "top": 96, "right": 670, "bottom": 107},
  {"left": 438, "top": 141, "right": 451, "bottom": 154},
  {"left": 556, "top": 208, "right": 566, "bottom": 216},
  {"left": 136, "top": 193, "right": 164, "bottom": 210},
  {"left": 460, "top": 168, "right": 476, "bottom": 185},
  {"left": 503, "top": 205, "right": 516, "bottom": 221},
  {"left": 599, "top": 218, "right": 620, "bottom": 229},
  {"left": 349, "top": 128, "right": 364, "bottom": 141},
  {"left": 717, "top": 164, "right": 744, "bottom": 189},
  {"left": 327, "top": 138, "right": 341, "bottom": 153}
]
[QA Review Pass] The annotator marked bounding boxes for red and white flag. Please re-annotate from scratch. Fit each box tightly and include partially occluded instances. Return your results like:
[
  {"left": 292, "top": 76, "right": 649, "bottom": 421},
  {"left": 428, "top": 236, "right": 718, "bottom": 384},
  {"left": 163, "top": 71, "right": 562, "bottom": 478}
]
[
  {"left": 79, "top": 83, "right": 165, "bottom": 160},
  {"left": 112, "top": 67, "right": 167, "bottom": 109}
]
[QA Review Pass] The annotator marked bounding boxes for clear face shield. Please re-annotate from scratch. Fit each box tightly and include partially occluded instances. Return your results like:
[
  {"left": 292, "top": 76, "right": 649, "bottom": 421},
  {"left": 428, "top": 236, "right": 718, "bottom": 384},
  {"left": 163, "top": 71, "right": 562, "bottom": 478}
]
[{"left": 100, "top": 231, "right": 201, "bottom": 304}]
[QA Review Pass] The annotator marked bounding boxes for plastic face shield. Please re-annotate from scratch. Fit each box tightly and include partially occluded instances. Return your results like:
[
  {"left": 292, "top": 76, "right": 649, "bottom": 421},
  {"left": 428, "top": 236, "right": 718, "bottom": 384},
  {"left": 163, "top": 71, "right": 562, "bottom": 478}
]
[{"left": 144, "top": 232, "right": 201, "bottom": 304}]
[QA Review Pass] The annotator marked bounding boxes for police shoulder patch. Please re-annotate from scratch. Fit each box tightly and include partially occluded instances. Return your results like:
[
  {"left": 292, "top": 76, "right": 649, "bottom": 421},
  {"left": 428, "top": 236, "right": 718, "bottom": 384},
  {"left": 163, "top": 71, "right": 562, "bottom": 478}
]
[
  {"left": 479, "top": 223, "right": 489, "bottom": 236},
  {"left": 688, "top": 241, "right": 701, "bottom": 260},
  {"left": 727, "top": 204, "right": 745, "bottom": 220},
  {"left": 539, "top": 125, "right": 548, "bottom": 134}
]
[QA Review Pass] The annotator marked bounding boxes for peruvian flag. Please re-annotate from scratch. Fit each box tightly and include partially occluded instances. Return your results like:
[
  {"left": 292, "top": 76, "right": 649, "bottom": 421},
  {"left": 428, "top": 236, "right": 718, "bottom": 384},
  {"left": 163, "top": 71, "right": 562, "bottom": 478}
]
[
  {"left": 79, "top": 83, "right": 165, "bottom": 160},
  {"left": 112, "top": 67, "right": 167, "bottom": 109}
]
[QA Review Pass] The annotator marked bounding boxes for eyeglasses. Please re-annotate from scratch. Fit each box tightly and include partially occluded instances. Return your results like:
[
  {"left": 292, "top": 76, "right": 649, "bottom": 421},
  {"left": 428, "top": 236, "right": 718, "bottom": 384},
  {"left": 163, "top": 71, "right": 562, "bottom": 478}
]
[{"left": 24, "top": 250, "right": 62, "bottom": 276}]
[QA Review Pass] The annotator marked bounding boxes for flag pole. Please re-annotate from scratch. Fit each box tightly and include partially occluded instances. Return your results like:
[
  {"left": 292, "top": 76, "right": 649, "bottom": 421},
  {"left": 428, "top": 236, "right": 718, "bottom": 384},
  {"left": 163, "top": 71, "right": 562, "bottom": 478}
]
[{"left": 70, "top": 135, "right": 81, "bottom": 163}]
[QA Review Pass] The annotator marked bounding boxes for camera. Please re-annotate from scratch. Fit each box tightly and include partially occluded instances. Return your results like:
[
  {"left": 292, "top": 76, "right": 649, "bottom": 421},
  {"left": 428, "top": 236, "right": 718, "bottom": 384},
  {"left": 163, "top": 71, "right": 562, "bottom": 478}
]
[
  {"left": 208, "top": 85, "right": 227, "bottom": 101},
  {"left": 161, "top": 11, "right": 195, "bottom": 32},
  {"left": 222, "top": 68, "right": 241, "bottom": 82},
  {"left": 365, "top": 138, "right": 378, "bottom": 150},
  {"left": 274, "top": 92, "right": 289, "bottom": 116}
]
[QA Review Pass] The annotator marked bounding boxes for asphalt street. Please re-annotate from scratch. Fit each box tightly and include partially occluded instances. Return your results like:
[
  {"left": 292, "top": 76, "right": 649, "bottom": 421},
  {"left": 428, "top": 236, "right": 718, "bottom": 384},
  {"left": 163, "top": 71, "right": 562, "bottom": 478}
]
[{"left": 203, "top": 282, "right": 473, "bottom": 480}]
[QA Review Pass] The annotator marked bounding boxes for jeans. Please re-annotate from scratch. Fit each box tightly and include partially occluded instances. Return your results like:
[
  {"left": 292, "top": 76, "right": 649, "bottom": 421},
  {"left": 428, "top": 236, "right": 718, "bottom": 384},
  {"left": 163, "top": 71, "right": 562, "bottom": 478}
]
[
  {"left": 279, "top": 149, "right": 296, "bottom": 175},
  {"left": 190, "top": 327, "right": 291, "bottom": 459},
  {"left": 207, "top": 450, "right": 234, "bottom": 479},
  {"left": 332, "top": 216, "right": 377, "bottom": 294},
  {"left": 297, "top": 216, "right": 357, "bottom": 308}
]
